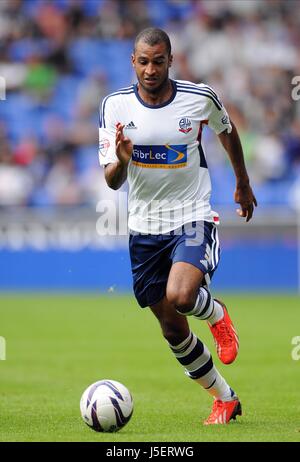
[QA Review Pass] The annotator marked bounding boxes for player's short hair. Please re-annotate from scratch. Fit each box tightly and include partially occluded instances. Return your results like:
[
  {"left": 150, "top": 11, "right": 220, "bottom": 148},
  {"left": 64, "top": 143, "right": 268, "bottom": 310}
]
[{"left": 134, "top": 28, "right": 172, "bottom": 56}]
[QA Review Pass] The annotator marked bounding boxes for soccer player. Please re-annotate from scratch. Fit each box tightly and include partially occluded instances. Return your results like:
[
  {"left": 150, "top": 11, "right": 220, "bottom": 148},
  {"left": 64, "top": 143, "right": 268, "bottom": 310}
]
[{"left": 99, "top": 28, "right": 257, "bottom": 425}]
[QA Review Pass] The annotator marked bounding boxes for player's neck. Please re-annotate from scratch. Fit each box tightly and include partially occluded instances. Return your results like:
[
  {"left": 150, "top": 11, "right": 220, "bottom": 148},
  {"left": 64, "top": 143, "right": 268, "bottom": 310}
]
[{"left": 137, "top": 79, "right": 173, "bottom": 106}]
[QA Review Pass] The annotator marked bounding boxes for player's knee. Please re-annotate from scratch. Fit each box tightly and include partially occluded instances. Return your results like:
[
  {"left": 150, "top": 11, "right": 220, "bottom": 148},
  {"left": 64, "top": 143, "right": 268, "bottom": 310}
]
[{"left": 166, "top": 287, "right": 195, "bottom": 313}]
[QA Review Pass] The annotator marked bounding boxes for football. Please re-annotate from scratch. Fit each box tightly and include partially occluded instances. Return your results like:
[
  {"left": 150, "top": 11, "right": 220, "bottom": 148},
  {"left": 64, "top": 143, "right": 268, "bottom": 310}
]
[{"left": 80, "top": 379, "right": 134, "bottom": 432}]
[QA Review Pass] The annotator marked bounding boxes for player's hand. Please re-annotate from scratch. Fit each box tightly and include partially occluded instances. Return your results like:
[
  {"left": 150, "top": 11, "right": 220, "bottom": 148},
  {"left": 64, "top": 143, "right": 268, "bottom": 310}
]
[
  {"left": 115, "top": 123, "right": 133, "bottom": 166},
  {"left": 234, "top": 183, "right": 257, "bottom": 222}
]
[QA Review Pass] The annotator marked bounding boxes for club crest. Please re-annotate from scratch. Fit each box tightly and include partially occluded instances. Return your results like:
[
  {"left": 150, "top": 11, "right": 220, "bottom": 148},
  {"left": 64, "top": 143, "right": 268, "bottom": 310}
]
[{"left": 179, "top": 117, "right": 192, "bottom": 133}]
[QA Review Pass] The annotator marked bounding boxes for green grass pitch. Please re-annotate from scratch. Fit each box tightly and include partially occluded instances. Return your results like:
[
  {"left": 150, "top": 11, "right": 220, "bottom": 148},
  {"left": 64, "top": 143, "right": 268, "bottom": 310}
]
[{"left": 0, "top": 293, "right": 299, "bottom": 442}]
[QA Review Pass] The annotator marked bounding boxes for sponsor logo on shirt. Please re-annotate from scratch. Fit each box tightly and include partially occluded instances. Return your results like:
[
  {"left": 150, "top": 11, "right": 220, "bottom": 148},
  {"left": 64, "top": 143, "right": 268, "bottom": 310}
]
[
  {"left": 99, "top": 138, "right": 110, "bottom": 157},
  {"left": 132, "top": 144, "right": 187, "bottom": 169},
  {"left": 179, "top": 117, "right": 192, "bottom": 133}
]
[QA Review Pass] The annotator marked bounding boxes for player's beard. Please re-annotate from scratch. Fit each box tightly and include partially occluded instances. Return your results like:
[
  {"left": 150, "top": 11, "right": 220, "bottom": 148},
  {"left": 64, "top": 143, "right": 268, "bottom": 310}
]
[{"left": 139, "top": 73, "right": 170, "bottom": 96}]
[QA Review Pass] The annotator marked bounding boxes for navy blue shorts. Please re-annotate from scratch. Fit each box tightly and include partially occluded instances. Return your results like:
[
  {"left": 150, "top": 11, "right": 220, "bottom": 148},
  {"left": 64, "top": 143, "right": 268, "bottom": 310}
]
[{"left": 129, "top": 221, "right": 220, "bottom": 308}]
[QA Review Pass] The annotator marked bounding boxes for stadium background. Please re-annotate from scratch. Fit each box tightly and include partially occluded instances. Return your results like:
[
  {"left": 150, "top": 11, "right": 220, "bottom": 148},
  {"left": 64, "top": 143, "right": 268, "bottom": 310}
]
[
  {"left": 0, "top": 0, "right": 299, "bottom": 292},
  {"left": 0, "top": 0, "right": 300, "bottom": 443}
]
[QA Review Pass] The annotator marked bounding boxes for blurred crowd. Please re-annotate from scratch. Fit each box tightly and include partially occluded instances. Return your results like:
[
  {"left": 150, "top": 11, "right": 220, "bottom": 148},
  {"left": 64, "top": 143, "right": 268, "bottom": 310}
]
[{"left": 0, "top": 0, "right": 299, "bottom": 208}]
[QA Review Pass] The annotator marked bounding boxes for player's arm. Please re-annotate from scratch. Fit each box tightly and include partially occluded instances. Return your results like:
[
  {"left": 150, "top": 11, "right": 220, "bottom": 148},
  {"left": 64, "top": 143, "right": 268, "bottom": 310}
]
[
  {"left": 218, "top": 121, "right": 257, "bottom": 222},
  {"left": 104, "top": 123, "right": 133, "bottom": 190}
]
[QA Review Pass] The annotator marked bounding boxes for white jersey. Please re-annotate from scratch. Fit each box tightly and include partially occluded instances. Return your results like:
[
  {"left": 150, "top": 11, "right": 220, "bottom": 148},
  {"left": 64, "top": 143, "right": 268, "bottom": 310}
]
[{"left": 99, "top": 80, "right": 232, "bottom": 234}]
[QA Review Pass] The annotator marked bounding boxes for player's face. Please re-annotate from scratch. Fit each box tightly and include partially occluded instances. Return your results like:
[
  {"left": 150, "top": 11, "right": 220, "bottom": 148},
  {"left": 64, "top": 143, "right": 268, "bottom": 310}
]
[{"left": 132, "top": 41, "right": 173, "bottom": 94}]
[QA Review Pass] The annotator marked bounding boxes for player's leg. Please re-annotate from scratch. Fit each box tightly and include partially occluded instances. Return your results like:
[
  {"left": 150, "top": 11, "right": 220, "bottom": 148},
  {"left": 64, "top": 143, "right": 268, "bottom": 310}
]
[
  {"left": 129, "top": 229, "right": 241, "bottom": 424},
  {"left": 150, "top": 296, "right": 241, "bottom": 424},
  {"left": 167, "top": 222, "right": 239, "bottom": 365}
]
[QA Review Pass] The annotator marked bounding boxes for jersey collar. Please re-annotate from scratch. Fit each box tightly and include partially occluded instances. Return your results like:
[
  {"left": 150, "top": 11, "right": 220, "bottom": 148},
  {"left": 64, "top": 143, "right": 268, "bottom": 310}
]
[{"left": 133, "top": 80, "right": 177, "bottom": 109}]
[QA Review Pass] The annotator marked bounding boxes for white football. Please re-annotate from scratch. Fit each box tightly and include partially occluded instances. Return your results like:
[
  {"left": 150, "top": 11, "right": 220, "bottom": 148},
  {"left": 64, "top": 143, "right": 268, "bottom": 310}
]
[{"left": 80, "top": 379, "right": 133, "bottom": 432}]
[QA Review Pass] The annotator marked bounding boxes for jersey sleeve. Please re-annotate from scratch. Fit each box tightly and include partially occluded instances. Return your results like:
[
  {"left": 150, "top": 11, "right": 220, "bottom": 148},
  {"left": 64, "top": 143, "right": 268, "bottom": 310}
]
[
  {"left": 99, "top": 97, "right": 118, "bottom": 167},
  {"left": 202, "top": 85, "right": 232, "bottom": 135}
]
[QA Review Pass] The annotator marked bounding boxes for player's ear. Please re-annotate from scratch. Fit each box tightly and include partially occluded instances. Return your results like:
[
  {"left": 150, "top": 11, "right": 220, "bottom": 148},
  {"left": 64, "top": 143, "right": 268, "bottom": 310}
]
[
  {"left": 168, "top": 54, "right": 173, "bottom": 68},
  {"left": 131, "top": 54, "right": 136, "bottom": 68}
]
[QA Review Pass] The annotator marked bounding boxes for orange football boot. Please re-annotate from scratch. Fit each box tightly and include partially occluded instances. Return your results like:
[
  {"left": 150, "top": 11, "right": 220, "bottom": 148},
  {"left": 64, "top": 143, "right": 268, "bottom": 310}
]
[
  {"left": 208, "top": 300, "right": 239, "bottom": 364},
  {"left": 204, "top": 398, "right": 242, "bottom": 425}
]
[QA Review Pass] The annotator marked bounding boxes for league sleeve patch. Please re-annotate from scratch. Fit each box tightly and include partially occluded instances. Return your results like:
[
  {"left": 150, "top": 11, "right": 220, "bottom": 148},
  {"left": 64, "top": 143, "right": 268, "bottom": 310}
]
[{"left": 99, "top": 139, "right": 110, "bottom": 157}]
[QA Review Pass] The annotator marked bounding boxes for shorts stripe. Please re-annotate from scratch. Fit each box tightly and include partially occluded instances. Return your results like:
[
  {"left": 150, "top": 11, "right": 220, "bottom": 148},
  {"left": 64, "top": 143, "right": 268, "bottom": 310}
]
[
  {"left": 211, "top": 227, "right": 216, "bottom": 269},
  {"left": 210, "top": 226, "right": 220, "bottom": 271},
  {"left": 214, "top": 227, "right": 220, "bottom": 267}
]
